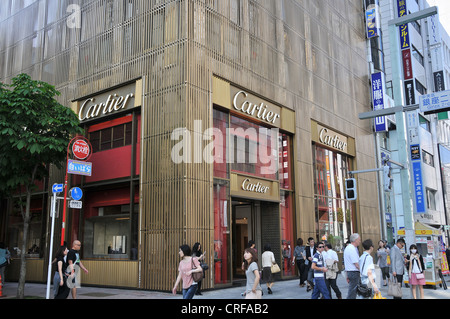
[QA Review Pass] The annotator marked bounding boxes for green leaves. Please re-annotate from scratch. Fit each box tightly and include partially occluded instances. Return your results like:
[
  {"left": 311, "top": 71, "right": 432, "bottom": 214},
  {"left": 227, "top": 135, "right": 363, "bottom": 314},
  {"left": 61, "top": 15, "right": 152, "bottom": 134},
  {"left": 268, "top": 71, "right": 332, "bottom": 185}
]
[{"left": 0, "top": 73, "right": 83, "bottom": 195}]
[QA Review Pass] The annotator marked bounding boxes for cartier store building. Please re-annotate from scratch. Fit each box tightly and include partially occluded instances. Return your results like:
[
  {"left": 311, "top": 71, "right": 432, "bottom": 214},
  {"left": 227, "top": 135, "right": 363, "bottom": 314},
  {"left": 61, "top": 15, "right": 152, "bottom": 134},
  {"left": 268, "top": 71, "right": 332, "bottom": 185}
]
[{"left": 0, "top": 0, "right": 380, "bottom": 292}]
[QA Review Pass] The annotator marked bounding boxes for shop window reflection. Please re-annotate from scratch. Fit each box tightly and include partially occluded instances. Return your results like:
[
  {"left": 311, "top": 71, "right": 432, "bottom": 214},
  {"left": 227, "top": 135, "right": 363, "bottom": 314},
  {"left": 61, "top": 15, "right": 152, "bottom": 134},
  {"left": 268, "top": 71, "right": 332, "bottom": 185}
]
[
  {"left": 84, "top": 204, "right": 137, "bottom": 260},
  {"left": 313, "top": 145, "right": 355, "bottom": 251},
  {"left": 213, "top": 179, "right": 231, "bottom": 284}
]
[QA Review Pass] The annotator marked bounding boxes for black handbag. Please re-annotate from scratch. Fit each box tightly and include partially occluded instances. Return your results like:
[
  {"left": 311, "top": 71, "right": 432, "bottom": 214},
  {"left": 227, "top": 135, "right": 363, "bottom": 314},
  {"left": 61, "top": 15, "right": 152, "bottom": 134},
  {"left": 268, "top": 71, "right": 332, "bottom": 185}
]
[{"left": 356, "top": 254, "right": 373, "bottom": 298}]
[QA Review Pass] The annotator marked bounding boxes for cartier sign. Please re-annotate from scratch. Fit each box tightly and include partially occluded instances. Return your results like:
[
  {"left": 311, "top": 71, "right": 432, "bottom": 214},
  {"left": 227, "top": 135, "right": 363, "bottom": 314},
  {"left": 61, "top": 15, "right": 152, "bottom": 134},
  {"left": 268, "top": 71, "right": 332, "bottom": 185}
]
[
  {"left": 231, "top": 173, "right": 280, "bottom": 202},
  {"left": 231, "top": 88, "right": 281, "bottom": 126},
  {"left": 241, "top": 178, "right": 270, "bottom": 194},
  {"left": 76, "top": 82, "right": 138, "bottom": 122},
  {"left": 313, "top": 123, "right": 349, "bottom": 153}
]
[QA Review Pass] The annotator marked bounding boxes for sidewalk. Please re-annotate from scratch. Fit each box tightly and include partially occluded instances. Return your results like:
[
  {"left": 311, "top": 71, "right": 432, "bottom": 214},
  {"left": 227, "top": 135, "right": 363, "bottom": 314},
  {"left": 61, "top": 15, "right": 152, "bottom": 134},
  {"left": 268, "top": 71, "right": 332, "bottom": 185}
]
[{"left": 2, "top": 274, "right": 450, "bottom": 299}]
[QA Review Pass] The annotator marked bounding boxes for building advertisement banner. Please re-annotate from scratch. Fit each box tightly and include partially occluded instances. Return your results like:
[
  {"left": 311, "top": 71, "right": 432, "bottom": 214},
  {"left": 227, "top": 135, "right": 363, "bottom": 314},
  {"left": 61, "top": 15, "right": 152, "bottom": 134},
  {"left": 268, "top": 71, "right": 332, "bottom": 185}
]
[
  {"left": 397, "top": 0, "right": 410, "bottom": 49},
  {"left": 412, "top": 161, "right": 426, "bottom": 213},
  {"left": 402, "top": 49, "right": 413, "bottom": 80},
  {"left": 371, "top": 72, "right": 388, "bottom": 132},
  {"left": 366, "top": 5, "right": 380, "bottom": 39}
]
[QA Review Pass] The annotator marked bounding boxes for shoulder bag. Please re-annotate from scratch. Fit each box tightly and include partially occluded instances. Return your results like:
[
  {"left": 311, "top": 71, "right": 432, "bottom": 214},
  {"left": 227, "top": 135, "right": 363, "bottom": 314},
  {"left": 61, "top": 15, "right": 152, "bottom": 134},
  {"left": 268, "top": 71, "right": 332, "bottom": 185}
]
[
  {"left": 271, "top": 263, "right": 281, "bottom": 273},
  {"left": 357, "top": 254, "right": 372, "bottom": 298},
  {"left": 413, "top": 256, "right": 425, "bottom": 280},
  {"left": 191, "top": 258, "right": 203, "bottom": 282}
]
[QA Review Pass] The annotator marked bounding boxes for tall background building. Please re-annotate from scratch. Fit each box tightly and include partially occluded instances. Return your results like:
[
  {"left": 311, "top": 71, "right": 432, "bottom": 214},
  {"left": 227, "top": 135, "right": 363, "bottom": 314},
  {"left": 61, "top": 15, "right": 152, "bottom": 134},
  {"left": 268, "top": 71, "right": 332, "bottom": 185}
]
[{"left": 0, "top": 0, "right": 379, "bottom": 291}]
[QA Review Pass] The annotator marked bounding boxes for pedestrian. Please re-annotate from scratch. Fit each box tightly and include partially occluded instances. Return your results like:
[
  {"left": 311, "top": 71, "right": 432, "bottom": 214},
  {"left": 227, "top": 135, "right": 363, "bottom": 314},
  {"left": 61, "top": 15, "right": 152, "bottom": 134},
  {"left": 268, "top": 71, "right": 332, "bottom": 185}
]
[
  {"left": 291, "top": 238, "right": 306, "bottom": 287},
  {"left": 304, "top": 237, "right": 316, "bottom": 292},
  {"left": 408, "top": 244, "right": 425, "bottom": 299},
  {"left": 67, "top": 240, "right": 89, "bottom": 299},
  {"left": 389, "top": 238, "right": 406, "bottom": 299},
  {"left": 446, "top": 244, "right": 450, "bottom": 266},
  {"left": 243, "top": 248, "right": 262, "bottom": 299},
  {"left": 377, "top": 240, "right": 390, "bottom": 286},
  {"left": 344, "top": 233, "right": 361, "bottom": 299},
  {"left": 261, "top": 244, "right": 276, "bottom": 294},
  {"left": 311, "top": 241, "right": 330, "bottom": 299},
  {"left": 53, "top": 244, "right": 70, "bottom": 299},
  {"left": 359, "top": 239, "right": 379, "bottom": 299},
  {"left": 324, "top": 242, "right": 342, "bottom": 299},
  {"left": 0, "top": 242, "right": 11, "bottom": 286},
  {"left": 172, "top": 244, "right": 203, "bottom": 299},
  {"left": 242, "top": 240, "right": 256, "bottom": 270},
  {"left": 192, "top": 242, "right": 206, "bottom": 296}
]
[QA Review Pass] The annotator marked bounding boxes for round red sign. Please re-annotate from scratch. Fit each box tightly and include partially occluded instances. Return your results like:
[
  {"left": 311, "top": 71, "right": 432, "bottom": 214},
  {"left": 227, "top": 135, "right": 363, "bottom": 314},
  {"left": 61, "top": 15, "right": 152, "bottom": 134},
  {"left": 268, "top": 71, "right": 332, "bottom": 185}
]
[{"left": 72, "top": 139, "right": 90, "bottom": 160}]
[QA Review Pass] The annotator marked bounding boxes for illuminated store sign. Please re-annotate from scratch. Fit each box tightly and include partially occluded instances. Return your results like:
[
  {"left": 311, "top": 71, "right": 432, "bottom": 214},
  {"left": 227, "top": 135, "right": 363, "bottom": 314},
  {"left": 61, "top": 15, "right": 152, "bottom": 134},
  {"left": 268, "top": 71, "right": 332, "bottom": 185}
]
[
  {"left": 318, "top": 128, "right": 348, "bottom": 152},
  {"left": 75, "top": 82, "right": 140, "bottom": 122},
  {"left": 231, "top": 89, "right": 281, "bottom": 126},
  {"left": 78, "top": 93, "right": 134, "bottom": 121},
  {"left": 241, "top": 178, "right": 270, "bottom": 194}
]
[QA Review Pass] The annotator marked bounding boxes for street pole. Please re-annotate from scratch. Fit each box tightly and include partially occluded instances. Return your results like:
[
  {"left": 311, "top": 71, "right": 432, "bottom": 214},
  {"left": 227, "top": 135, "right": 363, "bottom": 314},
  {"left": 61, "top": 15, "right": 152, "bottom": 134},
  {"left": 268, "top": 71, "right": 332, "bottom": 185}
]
[
  {"left": 387, "top": 7, "right": 438, "bottom": 247},
  {"left": 46, "top": 192, "right": 57, "bottom": 299}
]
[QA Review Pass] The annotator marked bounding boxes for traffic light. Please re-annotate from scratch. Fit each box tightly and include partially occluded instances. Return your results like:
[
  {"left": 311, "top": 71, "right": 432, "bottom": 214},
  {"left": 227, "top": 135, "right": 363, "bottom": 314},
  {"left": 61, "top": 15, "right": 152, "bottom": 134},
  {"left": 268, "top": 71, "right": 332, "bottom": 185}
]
[
  {"left": 345, "top": 178, "right": 357, "bottom": 201},
  {"left": 383, "top": 165, "right": 393, "bottom": 192}
]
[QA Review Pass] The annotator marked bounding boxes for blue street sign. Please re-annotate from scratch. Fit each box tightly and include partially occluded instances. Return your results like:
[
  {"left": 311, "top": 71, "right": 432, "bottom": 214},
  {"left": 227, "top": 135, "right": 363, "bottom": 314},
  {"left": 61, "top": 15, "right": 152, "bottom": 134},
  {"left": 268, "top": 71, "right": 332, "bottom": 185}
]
[
  {"left": 67, "top": 159, "right": 92, "bottom": 176},
  {"left": 52, "top": 183, "right": 64, "bottom": 194},
  {"left": 70, "top": 187, "right": 83, "bottom": 201}
]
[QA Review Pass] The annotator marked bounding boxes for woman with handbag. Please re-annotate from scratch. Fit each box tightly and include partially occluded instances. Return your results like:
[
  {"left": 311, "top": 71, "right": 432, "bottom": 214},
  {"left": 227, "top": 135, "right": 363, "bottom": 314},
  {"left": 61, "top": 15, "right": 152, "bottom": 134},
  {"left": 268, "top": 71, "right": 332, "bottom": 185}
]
[
  {"left": 262, "top": 244, "right": 276, "bottom": 294},
  {"left": 358, "top": 239, "right": 380, "bottom": 299},
  {"left": 192, "top": 242, "right": 206, "bottom": 295},
  {"left": 172, "top": 244, "right": 203, "bottom": 299},
  {"left": 408, "top": 244, "right": 425, "bottom": 299}
]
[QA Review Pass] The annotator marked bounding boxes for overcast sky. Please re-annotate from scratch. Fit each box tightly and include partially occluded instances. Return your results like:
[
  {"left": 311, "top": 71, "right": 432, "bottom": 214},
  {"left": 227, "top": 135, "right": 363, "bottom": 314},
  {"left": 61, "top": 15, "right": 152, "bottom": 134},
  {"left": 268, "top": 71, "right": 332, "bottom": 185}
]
[{"left": 427, "top": 0, "right": 450, "bottom": 35}]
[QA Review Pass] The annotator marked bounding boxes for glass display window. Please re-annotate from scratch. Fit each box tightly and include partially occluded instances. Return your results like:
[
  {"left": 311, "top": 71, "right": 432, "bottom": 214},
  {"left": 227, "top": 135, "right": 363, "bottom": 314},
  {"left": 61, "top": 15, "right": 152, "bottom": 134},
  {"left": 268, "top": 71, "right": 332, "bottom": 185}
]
[{"left": 313, "top": 144, "right": 355, "bottom": 252}]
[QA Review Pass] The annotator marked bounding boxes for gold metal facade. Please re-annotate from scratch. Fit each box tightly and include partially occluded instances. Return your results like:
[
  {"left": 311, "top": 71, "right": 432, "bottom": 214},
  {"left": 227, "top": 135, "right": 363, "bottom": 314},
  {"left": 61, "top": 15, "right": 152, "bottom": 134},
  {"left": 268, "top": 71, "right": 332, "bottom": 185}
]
[{"left": 0, "top": 0, "right": 380, "bottom": 291}]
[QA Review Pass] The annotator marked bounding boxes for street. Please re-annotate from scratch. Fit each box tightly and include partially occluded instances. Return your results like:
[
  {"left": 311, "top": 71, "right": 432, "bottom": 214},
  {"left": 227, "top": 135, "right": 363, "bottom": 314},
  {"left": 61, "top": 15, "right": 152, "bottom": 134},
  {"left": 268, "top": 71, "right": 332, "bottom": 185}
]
[{"left": 2, "top": 272, "right": 450, "bottom": 300}]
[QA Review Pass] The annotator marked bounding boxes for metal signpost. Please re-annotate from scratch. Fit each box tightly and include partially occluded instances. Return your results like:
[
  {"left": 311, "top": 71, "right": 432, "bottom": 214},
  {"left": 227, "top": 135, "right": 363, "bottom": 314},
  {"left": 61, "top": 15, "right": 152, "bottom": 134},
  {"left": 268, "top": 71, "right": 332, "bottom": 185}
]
[
  {"left": 359, "top": 6, "right": 438, "bottom": 248},
  {"left": 46, "top": 184, "right": 63, "bottom": 299}
]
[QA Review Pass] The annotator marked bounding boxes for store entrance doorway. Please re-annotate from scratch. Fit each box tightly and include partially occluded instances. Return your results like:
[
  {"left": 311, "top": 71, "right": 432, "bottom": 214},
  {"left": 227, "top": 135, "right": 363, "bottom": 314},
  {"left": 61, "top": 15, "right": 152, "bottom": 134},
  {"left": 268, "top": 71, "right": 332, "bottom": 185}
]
[{"left": 232, "top": 198, "right": 280, "bottom": 282}]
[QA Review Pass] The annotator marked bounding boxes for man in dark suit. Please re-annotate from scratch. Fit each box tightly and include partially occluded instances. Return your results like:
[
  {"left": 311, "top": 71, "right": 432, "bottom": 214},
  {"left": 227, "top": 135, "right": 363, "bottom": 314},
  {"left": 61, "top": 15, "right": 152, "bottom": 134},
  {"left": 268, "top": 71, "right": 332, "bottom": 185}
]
[{"left": 304, "top": 237, "right": 317, "bottom": 292}]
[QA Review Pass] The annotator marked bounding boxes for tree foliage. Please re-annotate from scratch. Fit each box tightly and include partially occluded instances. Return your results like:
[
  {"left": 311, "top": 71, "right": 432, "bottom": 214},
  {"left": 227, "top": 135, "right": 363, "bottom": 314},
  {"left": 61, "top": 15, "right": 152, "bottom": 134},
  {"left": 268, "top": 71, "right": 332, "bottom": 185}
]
[{"left": 0, "top": 73, "right": 82, "bottom": 194}]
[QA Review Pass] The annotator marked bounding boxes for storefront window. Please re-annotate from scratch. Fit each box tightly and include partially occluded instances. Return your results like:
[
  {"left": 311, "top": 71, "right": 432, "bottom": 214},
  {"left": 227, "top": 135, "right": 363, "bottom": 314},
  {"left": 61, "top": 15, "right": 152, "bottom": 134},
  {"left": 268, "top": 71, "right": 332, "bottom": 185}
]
[
  {"left": 81, "top": 187, "right": 139, "bottom": 260},
  {"left": 280, "top": 190, "right": 294, "bottom": 276},
  {"left": 279, "top": 133, "right": 292, "bottom": 189},
  {"left": 229, "top": 115, "right": 278, "bottom": 180},
  {"left": 213, "top": 109, "right": 228, "bottom": 179},
  {"left": 313, "top": 145, "right": 355, "bottom": 252},
  {"left": 8, "top": 197, "right": 44, "bottom": 258},
  {"left": 213, "top": 179, "right": 231, "bottom": 284}
]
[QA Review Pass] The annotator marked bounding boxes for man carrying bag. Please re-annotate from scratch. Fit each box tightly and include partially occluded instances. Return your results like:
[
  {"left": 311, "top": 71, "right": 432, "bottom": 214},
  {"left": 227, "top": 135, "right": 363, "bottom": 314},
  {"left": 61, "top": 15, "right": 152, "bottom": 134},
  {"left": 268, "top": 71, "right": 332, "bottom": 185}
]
[{"left": 389, "top": 238, "right": 405, "bottom": 299}]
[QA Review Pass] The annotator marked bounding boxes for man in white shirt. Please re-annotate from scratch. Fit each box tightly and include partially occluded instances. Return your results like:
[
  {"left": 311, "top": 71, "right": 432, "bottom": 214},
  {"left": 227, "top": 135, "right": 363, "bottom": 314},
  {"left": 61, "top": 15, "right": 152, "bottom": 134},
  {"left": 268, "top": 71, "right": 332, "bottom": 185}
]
[
  {"left": 344, "top": 233, "right": 361, "bottom": 299},
  {"left": 324, "top": 242, "right": 342, "bottom": 299}
]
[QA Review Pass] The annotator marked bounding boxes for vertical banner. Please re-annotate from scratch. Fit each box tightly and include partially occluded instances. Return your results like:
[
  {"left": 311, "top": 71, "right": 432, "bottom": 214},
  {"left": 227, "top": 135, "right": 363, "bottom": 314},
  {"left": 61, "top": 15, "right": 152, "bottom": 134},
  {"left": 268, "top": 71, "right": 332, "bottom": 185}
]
[
  {"left": 402, "top": 49, "right": 413, "bottom": 80},
  {"left": 371, "top": 72, "right": 388, "bottom": 132},
  {"left": 397, "top": 0, "right": 410, "bottom": 49},
  {"left": 407, "top": 111, "right": 426, "bottom": 214},
  {"left": 366, "top": 4, "right": 380, "bottom": 39}
]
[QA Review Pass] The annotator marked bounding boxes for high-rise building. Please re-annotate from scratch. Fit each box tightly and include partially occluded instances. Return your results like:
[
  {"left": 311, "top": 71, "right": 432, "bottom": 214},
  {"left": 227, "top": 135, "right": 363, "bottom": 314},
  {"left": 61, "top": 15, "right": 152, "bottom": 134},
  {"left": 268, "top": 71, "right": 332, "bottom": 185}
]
[{"left": 0, "top": 0, "right": 380, "bottom": 291}]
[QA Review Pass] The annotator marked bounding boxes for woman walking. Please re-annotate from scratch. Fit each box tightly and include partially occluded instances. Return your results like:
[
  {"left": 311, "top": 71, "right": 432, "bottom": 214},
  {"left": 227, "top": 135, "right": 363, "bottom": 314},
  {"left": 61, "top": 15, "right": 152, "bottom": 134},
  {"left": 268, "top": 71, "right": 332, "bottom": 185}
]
[
  {"left": 262, "top": 244, "right": 276, "bottom": 294},
  {"left": 408, "top": 244, "right": 425, "bottom": 299},
  {"left": 243, "top": 248, "right": 262, "bottom": 299},
  {"left": 53, "top": 244, "right": 70, "bottom": 299},
  {"left": 377, "top": 240, "right": 390, "bottom": 286},
  {"left": 172, "top": 244, "right": 203, "bottom": 299},
  {"left": 292, "top": 238, "right": 306, "bottom": 287},
  {"left": 192, "top": 242, "right": 206, "bottom": 295},
  {"left": 359, "top": 239, "right": 380, "bottom": 299}
]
